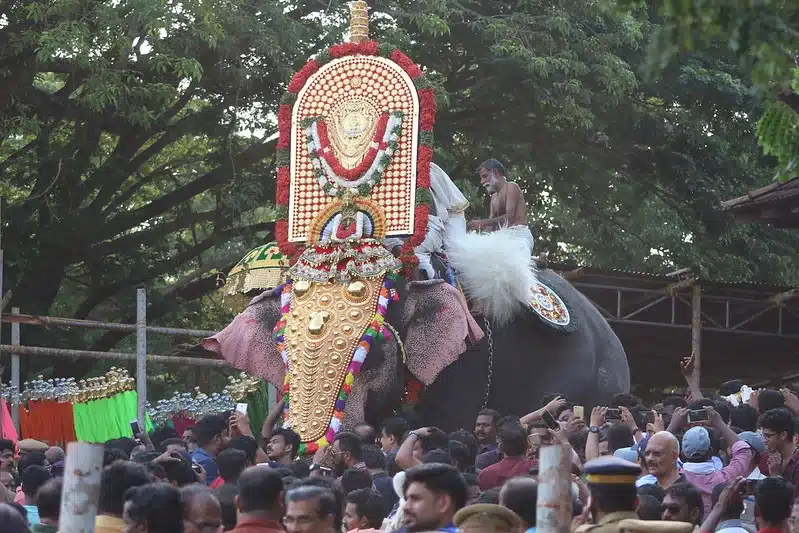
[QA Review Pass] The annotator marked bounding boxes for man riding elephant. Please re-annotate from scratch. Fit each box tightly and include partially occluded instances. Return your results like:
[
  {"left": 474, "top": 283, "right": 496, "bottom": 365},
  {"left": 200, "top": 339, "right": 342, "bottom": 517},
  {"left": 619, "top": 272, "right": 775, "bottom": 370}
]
[{"left": 469, "top": 159, "right": 528, "bottom": 231}]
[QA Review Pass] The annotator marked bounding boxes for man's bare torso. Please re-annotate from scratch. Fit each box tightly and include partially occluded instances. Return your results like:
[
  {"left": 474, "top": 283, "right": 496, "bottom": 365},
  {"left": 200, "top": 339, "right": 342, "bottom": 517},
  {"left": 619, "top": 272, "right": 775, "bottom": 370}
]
[{"left": 490, "top": 181, "right": 527, "bottom": 227}]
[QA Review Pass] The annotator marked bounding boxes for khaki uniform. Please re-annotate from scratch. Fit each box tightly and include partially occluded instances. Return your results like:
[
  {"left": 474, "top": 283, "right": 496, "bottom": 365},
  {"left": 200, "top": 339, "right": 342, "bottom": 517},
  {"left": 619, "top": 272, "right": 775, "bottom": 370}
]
[{"left": 575, "top": 511, "right": 640, "bottom": 533}]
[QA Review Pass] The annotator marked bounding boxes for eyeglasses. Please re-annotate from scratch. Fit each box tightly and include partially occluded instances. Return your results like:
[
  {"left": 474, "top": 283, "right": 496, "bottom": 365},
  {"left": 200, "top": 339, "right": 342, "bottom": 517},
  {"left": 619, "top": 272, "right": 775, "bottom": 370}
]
[
  {"left": 762, "top": 431, "right": 779, "bottom": 440},
  {"left": 282, "top": 515, "right": 320, "bottom": 527},
  {"left": 185, "top": 519, "right": 223, "bottom": 533}
]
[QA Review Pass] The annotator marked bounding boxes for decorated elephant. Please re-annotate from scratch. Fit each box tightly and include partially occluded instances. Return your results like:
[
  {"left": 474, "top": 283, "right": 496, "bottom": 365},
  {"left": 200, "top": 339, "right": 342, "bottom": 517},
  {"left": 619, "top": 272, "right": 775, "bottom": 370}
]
[
  {"left": 203, "top": 262, "right": 629, "bottom": 435},
  {"left": 202, "top": 4, "right": 629, "bottom": 453}
]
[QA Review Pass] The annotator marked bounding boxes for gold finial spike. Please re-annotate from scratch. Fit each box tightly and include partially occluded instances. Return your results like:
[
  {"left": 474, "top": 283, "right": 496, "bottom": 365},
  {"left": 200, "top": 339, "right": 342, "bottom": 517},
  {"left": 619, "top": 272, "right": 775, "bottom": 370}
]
[{"left": 349, "top": 1, "right": 369, "bottom": 43}]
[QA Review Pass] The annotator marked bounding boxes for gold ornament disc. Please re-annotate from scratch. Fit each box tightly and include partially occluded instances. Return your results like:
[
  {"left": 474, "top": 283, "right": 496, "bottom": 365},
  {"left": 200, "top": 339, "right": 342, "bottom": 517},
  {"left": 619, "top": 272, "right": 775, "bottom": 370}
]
[{"left": 283, "top": 275, "right": 384, "bottom": 442}]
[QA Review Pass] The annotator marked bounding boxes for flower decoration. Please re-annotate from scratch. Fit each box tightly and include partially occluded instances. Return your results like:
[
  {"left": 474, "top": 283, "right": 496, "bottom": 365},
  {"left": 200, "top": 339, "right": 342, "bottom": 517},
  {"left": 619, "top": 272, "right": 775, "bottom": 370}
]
[
  {"left": 305, "top": 112, "right": 404, "bottom": 198},
  {"left": 272, "top": 274, "right": 397, "bottom": 455},
  {"left": 275, "top": 41, "right": 436, "bottom": 277}
]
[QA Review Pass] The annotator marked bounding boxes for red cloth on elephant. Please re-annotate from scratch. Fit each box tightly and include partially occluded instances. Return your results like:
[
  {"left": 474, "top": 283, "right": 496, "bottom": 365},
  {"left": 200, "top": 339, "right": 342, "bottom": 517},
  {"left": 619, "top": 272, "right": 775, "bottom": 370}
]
[
  {"left": 202, "top": 287, "right": 285, "bottom": 386},
  {"left": 402, "top": 279, "right": 483, "bottom": 385}
]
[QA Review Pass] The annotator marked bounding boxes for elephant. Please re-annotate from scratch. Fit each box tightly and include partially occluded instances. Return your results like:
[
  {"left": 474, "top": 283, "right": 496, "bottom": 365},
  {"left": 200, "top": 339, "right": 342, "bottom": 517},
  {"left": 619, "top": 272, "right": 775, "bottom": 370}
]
[
  {"left": 413, "top": 267, "right": 630, "bottom": 431},
  {"left": 202, "top": 266, "right": 630, "bottom": 435}
]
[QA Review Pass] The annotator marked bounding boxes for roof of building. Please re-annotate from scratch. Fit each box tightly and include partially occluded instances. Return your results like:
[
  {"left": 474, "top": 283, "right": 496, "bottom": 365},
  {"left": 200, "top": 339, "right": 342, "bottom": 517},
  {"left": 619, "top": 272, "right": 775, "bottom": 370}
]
[{"left": 719, "top": 177, "right": 799, "bottom": 228}]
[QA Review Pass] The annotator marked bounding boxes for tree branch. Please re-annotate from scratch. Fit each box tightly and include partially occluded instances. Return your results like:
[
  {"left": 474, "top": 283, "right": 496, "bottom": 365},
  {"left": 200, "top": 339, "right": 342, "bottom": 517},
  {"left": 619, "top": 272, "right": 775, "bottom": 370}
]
[
  {"left": 99, "top": 138, "right": 276, "bottom": 239},
  {"left": 74, "top": 221, "right": 274, "bottom": 318}
]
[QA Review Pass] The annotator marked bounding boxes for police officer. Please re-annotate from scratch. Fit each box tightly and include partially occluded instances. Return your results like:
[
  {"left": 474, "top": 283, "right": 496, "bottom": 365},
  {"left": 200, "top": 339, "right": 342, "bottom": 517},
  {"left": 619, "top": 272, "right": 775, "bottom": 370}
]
[
  {"left": 576, "top": 456, "right": 642, "bottom": 533},
  {"left": 576, "top": 457, "right": 694, "bottom": 533}
]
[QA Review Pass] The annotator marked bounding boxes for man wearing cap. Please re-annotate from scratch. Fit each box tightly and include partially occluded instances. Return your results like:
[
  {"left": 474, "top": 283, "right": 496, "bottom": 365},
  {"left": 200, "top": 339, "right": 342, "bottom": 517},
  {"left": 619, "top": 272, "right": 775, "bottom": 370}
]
[
  {"left": 737, "top": 432, "right": 766, "bottom": 530},
  {"left": 17, "top": 439, "right": 48, "bottom": 457},
  {"left": 453, "top": 503, "right": 522, "bottom": 533},
  {"left": 577, "top": 457, "right": 696, "bottom": 533},
  {"left": 676, "top": 407, "right": 753, "bottom": 519},
  {"left": 575, "top": 456, "right": 643, "bottom": 533}
]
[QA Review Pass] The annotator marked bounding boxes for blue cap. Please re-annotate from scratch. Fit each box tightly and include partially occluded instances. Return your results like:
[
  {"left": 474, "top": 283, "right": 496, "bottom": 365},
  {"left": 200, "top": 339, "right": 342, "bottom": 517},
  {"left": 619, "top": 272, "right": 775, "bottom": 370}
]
[
  {"left": 682, "top": 426, "right": 711, "bottom": 460},
  {"left": 738, "top": 431, "right": 766, "bottom": 454},
  {"left": 614, "top": 447, "right": 640, "bottom": 463}
]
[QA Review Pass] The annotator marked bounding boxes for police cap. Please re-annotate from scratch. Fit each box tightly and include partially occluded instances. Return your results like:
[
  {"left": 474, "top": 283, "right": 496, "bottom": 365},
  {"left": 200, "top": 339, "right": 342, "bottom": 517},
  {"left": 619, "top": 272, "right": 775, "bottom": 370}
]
[{"left": 583, "top": 456, "right": 641, "bottom": 486}]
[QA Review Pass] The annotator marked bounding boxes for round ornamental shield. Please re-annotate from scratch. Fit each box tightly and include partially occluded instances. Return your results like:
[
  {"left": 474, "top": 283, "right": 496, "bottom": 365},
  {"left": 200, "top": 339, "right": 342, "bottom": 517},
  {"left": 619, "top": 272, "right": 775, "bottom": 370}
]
[{"left": 528, "top": 279, "right": 577, "bottom": 333}]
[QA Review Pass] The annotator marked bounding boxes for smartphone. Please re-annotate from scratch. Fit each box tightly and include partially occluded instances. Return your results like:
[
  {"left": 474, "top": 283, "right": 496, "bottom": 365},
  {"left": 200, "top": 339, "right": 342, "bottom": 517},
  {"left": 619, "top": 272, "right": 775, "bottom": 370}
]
[
  {"left": 236, "top": 403, "right": 248, "bottom": 415},
  {"left": 573, "top": 405, "right": 584, "bottom": 419},
  {"left": 688, "top": 409, "right": 708, "bottom": 423},
  {"left": 542, "top": 409, "right": 560, "bottom": 430},
  {"left": 129, "top": 420, "right": 140, "bottom": 436},
  {"left": 646, "top": 411, "right": 656, "bottom": 424},
  {"left": 191, "top": 463, "right": 203, "bottom": 474},
  {"left": 605, "top": 408, "right": 621, "bottom": 420}
]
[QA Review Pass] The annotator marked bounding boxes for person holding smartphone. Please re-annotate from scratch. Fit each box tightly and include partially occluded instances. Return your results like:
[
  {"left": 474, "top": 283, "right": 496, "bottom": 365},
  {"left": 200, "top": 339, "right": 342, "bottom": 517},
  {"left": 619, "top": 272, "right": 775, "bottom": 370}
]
[{"left": 676, "top": 407, "right": 753, "bottom": 518}]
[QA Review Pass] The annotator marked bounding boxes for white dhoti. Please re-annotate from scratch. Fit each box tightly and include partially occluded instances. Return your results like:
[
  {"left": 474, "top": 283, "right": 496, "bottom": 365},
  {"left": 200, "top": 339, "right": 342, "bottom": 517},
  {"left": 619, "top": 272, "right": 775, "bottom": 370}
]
[
  {"left": 430, "top": 163, "right": 469, "bottom": 252},
  {"left": 384, "top": 163, "right": 470, "bottom": 279}
]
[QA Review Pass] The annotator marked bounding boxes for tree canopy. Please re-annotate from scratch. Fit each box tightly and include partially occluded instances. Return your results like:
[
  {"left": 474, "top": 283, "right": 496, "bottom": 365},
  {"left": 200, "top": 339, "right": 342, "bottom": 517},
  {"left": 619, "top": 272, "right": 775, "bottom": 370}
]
[
  {"left": 1, "top": 0, "right": 797, "bottom": 383},
  {"left": 617, "top": 0, "right": 799, "bottom": 181}
]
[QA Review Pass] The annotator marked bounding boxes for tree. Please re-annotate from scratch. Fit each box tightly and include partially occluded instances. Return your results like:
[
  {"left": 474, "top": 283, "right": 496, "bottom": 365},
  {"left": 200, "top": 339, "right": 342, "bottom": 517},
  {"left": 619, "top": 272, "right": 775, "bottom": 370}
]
[
  {"left": 0, "top": 0, "right": 326, "bottom": 377},
  {"left": 616, "top": 0, "right": 799, "bottom": 181},
  {"left": 380, "top": 0, "right": 799, "bottom": 283},
  {"left": 2, "top": 0, "right": 798, "bottom": 386}
]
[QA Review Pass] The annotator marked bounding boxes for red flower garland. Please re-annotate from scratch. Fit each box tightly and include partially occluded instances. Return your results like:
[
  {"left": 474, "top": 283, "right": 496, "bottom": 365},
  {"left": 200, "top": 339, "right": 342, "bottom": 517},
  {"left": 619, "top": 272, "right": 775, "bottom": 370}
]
[
  {"left": 315, "top": 113, "right": 390, "bottom": 180},
  {"left": 277, "top": 105, "right": 293, "bottom": 149},
  {"left": 288, "top": 60, "right": 321, "bottom": 93},
  {"left": 418, "top": 89, "right": 437, "bottom": 131},
  {"left": 390, "top": 50, "right": 423, "bottom": 79},
  {"left": 416, "top": 146, "right": 433, "bottom": 188},
  {"left": 275, "top": 41, "right": 435, "bottom": 274},
  {"left": 276, "top": 167, "right": 290, "bottom": 205}
]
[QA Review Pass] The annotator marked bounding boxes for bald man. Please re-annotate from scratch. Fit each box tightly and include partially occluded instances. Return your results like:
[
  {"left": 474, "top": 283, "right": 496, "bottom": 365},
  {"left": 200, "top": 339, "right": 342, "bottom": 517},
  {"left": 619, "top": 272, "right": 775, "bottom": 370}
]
[
  {"left": 45, "top": 447, "right": 64, "bottom": 466},
  {"left": 642, "top": 432, "right": 683, "bottom": 489}
]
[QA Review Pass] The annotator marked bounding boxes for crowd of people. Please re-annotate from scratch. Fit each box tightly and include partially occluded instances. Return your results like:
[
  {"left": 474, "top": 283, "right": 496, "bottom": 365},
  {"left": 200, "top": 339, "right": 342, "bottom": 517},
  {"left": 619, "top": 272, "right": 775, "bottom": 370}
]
[{"left": 2, "top": 371, "right": 799, "bottom": 533}]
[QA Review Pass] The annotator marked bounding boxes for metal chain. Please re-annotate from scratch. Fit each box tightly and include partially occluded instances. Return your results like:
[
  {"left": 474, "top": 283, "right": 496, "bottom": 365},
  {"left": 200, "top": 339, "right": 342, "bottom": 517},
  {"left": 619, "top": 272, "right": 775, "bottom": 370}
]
[{"left": 482, "top": 316, "right": 494, "bottom": 409}]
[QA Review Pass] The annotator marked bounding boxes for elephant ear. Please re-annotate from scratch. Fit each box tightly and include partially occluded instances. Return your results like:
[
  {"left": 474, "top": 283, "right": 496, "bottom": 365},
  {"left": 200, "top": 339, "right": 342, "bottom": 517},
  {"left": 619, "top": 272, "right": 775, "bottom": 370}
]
[
  {"left": 402, "top": 280, "right": 484, "bottom": 386},
  {"left": 201, "top": 287, "right": 285, "bottom": 388}
]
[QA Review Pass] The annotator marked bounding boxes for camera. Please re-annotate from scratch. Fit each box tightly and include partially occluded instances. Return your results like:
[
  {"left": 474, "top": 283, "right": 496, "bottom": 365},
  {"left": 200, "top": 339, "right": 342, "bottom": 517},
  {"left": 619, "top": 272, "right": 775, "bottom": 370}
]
[{"left": 687, "top": 409, "right": 708, "bottom": 423}]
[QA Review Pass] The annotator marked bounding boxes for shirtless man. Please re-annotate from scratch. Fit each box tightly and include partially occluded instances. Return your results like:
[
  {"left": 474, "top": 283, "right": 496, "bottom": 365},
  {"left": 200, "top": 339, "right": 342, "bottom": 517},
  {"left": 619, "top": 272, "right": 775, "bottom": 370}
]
[{"left": 467, "top": 159, "right": 527, "bottom": 231}]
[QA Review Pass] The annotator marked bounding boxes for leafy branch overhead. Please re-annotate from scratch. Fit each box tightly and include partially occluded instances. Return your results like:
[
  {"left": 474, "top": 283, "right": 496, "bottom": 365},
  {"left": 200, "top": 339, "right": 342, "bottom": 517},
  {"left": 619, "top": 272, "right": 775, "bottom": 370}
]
[
  {"left": 0, "top": 0, "right": 798, "bottom": 382},
  {"left": 615, "top": 0, "right": 799, "bottom": 181}
]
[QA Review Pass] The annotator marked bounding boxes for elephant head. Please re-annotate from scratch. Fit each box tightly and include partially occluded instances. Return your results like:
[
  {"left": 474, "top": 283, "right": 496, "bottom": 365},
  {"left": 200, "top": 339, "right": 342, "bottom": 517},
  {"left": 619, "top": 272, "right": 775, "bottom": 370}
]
[{"left": 202, "top": 278, "right": 482, "bottom": 439}]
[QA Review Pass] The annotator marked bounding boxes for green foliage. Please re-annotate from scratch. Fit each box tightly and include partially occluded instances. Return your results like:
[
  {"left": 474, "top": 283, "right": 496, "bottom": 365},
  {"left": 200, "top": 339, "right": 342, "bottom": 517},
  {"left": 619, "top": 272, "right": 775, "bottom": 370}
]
[
  {"left": 614, "top": 0, "right": 799, "bottom": 182},
  {"left": 757, "top": 101, "right": 799, "bottom": 181},
  {"left": 2, "top": 0, "right": 799, "bottom": 392}
]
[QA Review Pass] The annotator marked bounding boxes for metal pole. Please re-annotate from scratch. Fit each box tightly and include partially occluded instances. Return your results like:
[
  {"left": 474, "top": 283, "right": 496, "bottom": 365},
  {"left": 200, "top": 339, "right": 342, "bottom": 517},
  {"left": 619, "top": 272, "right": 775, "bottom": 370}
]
[
  {"left": 0, "top": 344, "right": 231, "bottom": 367},
  {"left": 59, "top": 442, "right": 104, "bottom": 533},
  {"left": 136, "top": 289, "right": 147, "bottom": 435},
  {"left": 267, "top": 383, "right": 278, "bottom": 411},
  {"left": 691, "top": 284, "right": 702, "bottom": 386},
  {"left": 10, "top": 307, "right": 20, "bottom": 432},
  {"left": 0, "top": 313, "right": 217, "bottom": 337},
  {"left": 537, "top": 444, "right": 571, "bottom": 533}
]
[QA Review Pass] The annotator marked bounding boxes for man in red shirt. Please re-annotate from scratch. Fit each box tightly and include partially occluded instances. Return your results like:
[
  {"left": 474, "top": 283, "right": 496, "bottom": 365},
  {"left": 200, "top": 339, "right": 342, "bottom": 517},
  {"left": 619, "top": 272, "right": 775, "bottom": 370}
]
[
  {"left": 760, "top": 408, "right": 799, "bottom": 499},
  {"left": 231, "top": 467, "right": 284, "bottom": 533},
  {"left": 477, "top": 424, "right": 535, "bottom": 491}
]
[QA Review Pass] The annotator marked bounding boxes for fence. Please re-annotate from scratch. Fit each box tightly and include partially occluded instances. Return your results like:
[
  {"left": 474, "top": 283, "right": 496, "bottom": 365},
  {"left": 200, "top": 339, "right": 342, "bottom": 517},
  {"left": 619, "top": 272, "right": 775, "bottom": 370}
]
[{"left": 0, "top": 288, "right": 267, "bottom": 435}]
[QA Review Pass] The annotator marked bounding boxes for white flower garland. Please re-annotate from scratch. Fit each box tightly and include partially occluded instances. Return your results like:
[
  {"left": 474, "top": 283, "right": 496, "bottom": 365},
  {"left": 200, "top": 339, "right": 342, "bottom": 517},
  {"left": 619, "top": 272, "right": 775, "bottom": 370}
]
[{"left": 306, "top": 111, "right": 404, "bottom": 198}]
